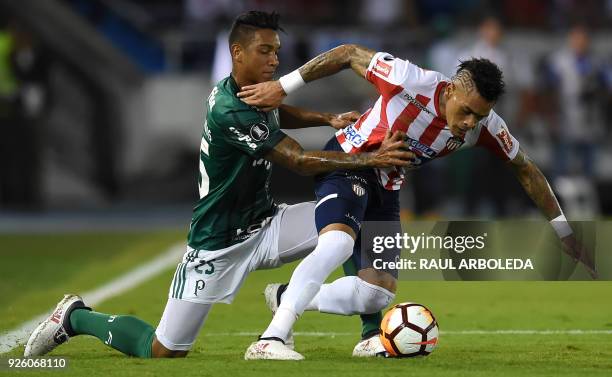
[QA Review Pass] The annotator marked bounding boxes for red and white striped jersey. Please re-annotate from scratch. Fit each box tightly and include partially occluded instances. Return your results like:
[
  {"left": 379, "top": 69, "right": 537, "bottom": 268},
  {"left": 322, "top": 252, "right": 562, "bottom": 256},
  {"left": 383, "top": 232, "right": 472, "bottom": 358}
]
[{"left": 335, "top": 52, "right": 519, "bottom": 190}]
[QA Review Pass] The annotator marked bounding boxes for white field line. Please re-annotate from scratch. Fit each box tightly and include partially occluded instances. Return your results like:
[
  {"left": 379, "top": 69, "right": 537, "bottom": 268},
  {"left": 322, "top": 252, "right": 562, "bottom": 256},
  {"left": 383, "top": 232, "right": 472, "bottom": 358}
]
[
  {"left": 202, "top": 330, "right": 612, "bottom": 337},
  {"left": 0, "top": 243, "right": 184, "bottom": 354}
]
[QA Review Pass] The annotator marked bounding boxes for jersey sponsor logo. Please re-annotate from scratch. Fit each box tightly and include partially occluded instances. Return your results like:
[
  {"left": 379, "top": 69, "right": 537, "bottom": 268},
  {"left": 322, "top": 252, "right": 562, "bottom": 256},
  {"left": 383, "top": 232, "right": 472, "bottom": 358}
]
[
  {"left": 405, "top": 137, "right": 437, "bottom": 158},
  {"left": 229, "top": 126, "right": 258, "bottom": 149},
  {"left": 401, "top": 93, "right": 434, "bottom": 116},
  {"left": 352, "top": 183, "right": 366, "bottom": 197},
  {"left": 373, "top": 59, "right": 391, "bottom": 78},
  {"left": 249, "top": 122, "right": 269, "bottom": 141},
  {"left": 445, "top": 136, "right": 464, "bottom": 151},
  {"left": 496, "top": 128, "right": 513, "bottom": 153},
  {"left": 342, "top": 124, "right": 367, "bottom": 148}
]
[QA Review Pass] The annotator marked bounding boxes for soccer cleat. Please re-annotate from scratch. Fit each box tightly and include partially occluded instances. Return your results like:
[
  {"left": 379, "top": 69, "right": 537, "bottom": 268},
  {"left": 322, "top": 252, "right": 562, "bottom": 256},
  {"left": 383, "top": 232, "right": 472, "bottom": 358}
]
[
  {"left": 352, "top": 331, "right": 389, "bottom": 357},
  {"left": 24, "top": 294, "right": 89, "bottom": 357},
  {"left": 263, "top": 283, "right": 294, "bottom": 350},
  {"left": 244, "top": 338, "right": 304, "bottom": 360}
]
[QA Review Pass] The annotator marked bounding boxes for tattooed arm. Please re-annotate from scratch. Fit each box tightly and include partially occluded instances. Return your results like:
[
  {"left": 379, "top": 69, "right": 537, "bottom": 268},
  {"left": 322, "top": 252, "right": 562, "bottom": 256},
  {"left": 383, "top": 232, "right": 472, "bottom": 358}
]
[
  {"left": 510, "top": 148, "right": 597, "bottom": 278},
  {"left": 295, "top": 44, "right": 375, "bottom": 82},
  {"left": 264, "top": 130, "right": 413, "bottom": 176},
  {"left": 509, "top": 148, "right": 562, "bottom": 220},
  {"left": 238, "top": 44, "right": 375, "bottom": 109}
]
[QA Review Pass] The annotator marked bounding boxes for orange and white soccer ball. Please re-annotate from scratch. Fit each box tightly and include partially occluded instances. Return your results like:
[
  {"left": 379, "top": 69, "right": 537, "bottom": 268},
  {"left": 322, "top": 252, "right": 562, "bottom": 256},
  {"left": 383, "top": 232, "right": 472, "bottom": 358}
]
[{"left": 380, "top": 302, "right": 439, "bottom": 357}]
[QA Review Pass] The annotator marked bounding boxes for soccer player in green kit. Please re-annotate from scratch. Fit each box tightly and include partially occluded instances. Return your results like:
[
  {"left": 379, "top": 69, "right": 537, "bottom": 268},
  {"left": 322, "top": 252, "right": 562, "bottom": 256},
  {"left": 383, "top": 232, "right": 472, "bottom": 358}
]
[{"left": 24, "top": 11, "right": 412, "bottom": 360}]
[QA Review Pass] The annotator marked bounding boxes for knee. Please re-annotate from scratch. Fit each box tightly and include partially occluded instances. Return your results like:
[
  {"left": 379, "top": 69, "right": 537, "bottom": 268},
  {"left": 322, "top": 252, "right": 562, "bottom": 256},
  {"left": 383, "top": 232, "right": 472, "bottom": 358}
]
[
  {"left": 317, "top": 229, "right": 355, "bottom": 261},
  {"left": 358, "top": 268, "right": 397, "bottom": 293},
  {"left": 356, "top": 278, "right": 395, "bottom": 314},
  {"left": 151, "top": 338, "right": 189, "bottom": 358}
]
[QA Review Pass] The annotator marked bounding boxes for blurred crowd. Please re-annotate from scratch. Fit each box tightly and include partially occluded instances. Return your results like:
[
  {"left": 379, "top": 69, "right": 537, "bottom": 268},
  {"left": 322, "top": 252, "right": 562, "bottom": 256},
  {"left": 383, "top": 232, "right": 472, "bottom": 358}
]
[
  {"left": 1, "top": 0, "right": 611, "bottom": 218},
  {"left": 0, "top": 21, "right": 49, "bottom": 210}
]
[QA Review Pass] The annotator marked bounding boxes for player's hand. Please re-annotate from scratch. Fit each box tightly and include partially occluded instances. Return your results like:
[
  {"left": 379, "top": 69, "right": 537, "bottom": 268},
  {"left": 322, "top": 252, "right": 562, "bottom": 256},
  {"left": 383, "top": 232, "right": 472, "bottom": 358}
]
[
  {"left": 238, "top": 81, "right": 286, "bottom": 111},
  {"left": 561, "top": 235, "right": 598, "bottom": 279},
  {"left": 329, "top": 111, "right": 361, "bottom": 130},
  {"left": 370, "top": 130, "right": 415, "bottom": 168}
]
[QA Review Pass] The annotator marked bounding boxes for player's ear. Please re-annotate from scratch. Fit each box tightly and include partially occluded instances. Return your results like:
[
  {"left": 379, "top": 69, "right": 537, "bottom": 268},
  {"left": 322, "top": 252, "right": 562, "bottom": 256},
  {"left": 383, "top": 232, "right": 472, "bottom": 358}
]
[
  {"left": 231, "top": 43, "right": 243, "bottom": 63},
  {"left": 446, "top": 82, "right": 455, "bottom": 97}
]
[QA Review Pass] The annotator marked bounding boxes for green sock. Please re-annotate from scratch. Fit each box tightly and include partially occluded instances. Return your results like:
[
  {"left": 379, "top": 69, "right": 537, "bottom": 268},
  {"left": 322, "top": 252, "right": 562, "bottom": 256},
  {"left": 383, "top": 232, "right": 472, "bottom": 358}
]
[
  {"left": 342, "top": 259, "right": 383, "bottom": 339},
  {"left": 69, "top": 309, "right": 155, "bottom": 358},
  {"left": 359, "top": 312, "right": 383, "bottom": 339}
]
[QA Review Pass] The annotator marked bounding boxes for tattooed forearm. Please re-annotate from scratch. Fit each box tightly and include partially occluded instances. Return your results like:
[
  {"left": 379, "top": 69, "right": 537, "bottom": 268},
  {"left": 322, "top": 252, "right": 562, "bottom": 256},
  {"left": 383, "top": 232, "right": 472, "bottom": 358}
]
[
  {"left": 453, "top": 70, "right": 475, "bottom": 94},
  {"left": 298, "top": 44, "right": 375, "bottom": 82},
  {"left": 511, "top": 150, "right": 562, "bottom": 220},
  {"left": 294, "top": 151, "right": 375, "bottom": 175},
  {"left": 265, "top": 136, "right": 374, "bottom": 176}
]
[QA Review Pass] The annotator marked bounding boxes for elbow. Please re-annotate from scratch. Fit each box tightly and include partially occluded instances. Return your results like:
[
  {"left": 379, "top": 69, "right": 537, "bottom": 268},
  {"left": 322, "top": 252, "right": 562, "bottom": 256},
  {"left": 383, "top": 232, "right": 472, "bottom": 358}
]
[
  {"left": 340, "top": 44, "right": 358, "bottom": 53},
  {"left": 338, "top": 44, "right": 358, "bottom": 66},
  {"left": 293, "top": 162, "right": 313, "bottom": 176},
  {"left": 291, "top": 155, "right": 316, "bottom": 176}
]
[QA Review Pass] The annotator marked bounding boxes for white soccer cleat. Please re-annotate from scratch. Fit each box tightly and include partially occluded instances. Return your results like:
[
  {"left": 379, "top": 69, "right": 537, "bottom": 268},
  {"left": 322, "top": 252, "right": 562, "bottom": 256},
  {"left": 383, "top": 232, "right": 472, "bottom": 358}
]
[
  {"left": 263, "top": 283, "right": 294, "bottom": 350},
  {"left": 352, "top": 332, "right": 388, "bottom": 357},
  {"left": 244, "top": 338, "right": 304, "bottom": 360},
  {"left": 24, "top": 294, "right": 89, "bottom": 357}
]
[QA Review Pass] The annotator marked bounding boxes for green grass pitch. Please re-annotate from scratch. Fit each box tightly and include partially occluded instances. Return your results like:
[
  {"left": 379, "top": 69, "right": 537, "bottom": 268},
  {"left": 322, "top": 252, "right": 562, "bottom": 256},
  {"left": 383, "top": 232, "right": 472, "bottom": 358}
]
[{"left": 0, "top": 231, "right": 611, "bottom": 376}]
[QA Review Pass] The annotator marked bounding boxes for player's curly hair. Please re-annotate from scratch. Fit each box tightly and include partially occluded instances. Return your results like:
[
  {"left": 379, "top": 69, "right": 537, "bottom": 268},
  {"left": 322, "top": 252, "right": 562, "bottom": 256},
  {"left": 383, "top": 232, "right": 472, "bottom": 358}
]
[
  {"left": 229, "top": 11, "right": 284, "bottom": 47},
  {"left": 455, "top": 58, "right": 505, "bottom": 102}
]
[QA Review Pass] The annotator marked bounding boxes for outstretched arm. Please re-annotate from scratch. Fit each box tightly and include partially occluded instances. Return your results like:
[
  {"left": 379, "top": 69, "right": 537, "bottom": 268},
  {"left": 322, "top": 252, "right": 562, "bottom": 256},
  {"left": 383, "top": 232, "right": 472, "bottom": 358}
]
[
  {"left": 265, "top": 130, "right": 414, "bottom": 176},
  {"left": 296, "top": 44, "right": 375, "bottom": 82},
  {"left": 238, "top": 44, "right": 375, "bottom": 110},
  {"left": 278, "top": 105, "right": 360, "bottom": 130},
  {"left": 509, "top": 149, "right": 561, "bottom": 220},
  {"left": 509, "top": 148, "right": 597, "bottom": 278}
]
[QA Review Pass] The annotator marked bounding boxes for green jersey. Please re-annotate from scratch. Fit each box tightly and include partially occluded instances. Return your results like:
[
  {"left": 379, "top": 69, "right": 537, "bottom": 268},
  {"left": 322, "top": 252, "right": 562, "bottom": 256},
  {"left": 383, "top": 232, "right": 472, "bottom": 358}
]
[{"left": 188, "top": 76, "right": 286, "bottom": 251}]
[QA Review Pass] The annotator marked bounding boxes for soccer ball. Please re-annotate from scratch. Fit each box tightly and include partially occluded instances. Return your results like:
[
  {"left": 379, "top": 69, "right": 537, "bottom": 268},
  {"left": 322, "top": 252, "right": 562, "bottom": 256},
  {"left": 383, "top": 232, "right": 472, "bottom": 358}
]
[{"left": 380, "top": 302, "right": 439, "bottom": 357}]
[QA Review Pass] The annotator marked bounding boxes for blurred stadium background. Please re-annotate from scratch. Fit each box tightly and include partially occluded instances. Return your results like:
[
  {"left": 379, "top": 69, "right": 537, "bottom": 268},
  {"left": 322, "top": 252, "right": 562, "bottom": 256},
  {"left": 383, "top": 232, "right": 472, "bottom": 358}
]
[{"left": 1, "top": 0, "right": 611, "bottom": 229}]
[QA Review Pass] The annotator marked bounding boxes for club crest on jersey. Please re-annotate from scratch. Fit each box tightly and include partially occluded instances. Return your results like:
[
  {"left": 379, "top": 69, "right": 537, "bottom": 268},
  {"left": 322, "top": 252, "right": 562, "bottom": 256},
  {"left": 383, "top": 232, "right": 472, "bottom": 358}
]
[
  {"left": 445, "top": 136, "right": 464, "bottom": 151},
  {"left": 373, "top": 59, "right": 391, "bottom": 78},
  {"left": 343, "top": 125, "right": 367, "bottom": 148},
  {"left": 352, "top": 183, "right": 366, "bottom": 197},
  {"left": 496, "top": 129, "right": 513, "bottom": 153},
  {"left": 249, "top": 123, "right": 269, "bottom": 141}
]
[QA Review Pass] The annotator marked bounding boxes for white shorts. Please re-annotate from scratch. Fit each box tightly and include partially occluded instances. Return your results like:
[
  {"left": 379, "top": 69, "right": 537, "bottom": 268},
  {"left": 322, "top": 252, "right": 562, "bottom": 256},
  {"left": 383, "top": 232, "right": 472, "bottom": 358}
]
[{"left": 155, "top": 202, "right": 317, "bottom": 350}]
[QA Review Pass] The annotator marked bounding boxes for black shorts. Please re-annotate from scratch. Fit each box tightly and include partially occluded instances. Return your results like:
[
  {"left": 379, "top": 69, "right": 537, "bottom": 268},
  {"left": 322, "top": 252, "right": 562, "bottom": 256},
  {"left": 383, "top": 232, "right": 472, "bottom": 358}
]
[{"left": 314, "top": 137, "right": 401, "bottom": 278}]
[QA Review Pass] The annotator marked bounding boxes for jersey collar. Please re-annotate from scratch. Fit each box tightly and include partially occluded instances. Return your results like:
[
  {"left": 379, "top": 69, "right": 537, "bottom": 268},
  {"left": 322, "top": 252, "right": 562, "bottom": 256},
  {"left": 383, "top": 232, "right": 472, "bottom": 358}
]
[{"left": 227, "top": 75, "right": 240, "bottom": 95}]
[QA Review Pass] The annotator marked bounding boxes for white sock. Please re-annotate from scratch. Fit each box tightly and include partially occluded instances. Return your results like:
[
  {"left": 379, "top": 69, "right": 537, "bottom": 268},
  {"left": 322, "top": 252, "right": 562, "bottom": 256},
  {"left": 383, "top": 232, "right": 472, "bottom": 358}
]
[
  {"left": 305, "top": 276, "right": 395, "bottom": 315},
  {"left": 261, "top": 230, "right": 354, "bottom": 341}
]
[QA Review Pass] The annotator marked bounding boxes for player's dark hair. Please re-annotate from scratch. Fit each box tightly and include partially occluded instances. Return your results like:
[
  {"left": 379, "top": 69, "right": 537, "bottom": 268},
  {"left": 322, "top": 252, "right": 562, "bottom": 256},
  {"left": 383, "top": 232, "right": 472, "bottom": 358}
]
[
  {"left": 228, "top": 11, "right": 283, "bottom": 48},
  {"left": 456, "top": 58, "right": 505, "bottom": 102}
]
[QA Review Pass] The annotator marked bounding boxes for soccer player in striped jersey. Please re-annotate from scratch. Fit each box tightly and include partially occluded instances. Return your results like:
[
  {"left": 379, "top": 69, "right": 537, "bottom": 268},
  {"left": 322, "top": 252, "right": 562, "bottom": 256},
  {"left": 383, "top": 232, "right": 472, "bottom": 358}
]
[
  {"left": 23, "top": 15, "right": 414, "bottom": 361},
  {"left": 240, "top": 44, "right": 597, "bottom": 359}
]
